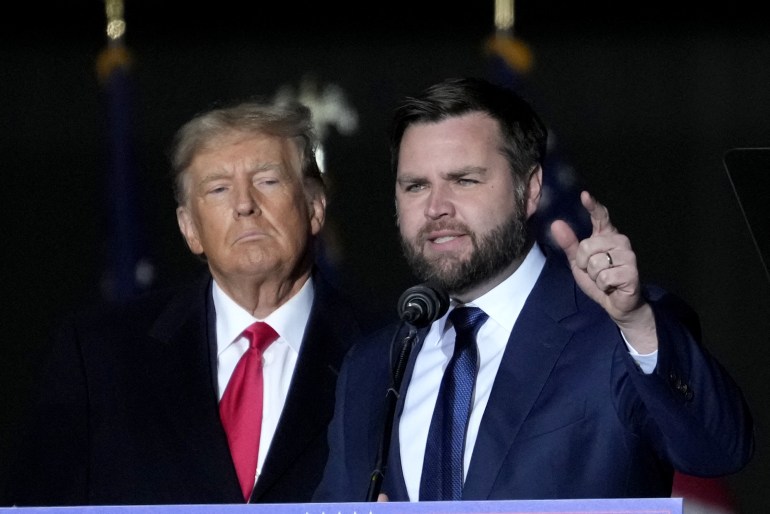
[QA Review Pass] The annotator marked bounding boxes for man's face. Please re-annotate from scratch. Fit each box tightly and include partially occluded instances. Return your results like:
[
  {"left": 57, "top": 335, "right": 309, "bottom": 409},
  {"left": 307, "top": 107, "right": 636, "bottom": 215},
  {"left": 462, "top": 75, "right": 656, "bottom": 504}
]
[
  {"left": 176, "top": 131, "right": 325, "bottom": 286},
  {"left": 395, "top": 112, "right": 538, "bottom": 297}
]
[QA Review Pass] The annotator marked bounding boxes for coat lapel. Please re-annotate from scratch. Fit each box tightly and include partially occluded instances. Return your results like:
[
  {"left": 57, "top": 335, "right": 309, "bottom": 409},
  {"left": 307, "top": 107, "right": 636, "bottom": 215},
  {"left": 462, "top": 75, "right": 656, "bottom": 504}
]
[
  {"left": 463, "top": 255, "right": 579, "bottom": 499},
  {"left": 384, "top": 324, "right": 430, "bottom": 501},
  {"left": 148, "top": 272, "right": 244, "bottom": 501},
  {"left": 253, "top": 270, "right": 361, "bottom": 499}
]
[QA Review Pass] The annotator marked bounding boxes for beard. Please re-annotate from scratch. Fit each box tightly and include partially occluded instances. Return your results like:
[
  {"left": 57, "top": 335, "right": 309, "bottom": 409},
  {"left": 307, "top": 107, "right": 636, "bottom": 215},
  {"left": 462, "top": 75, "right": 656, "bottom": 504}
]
[{"left": 400, "top": 208, "right": 529, "bottom": 297}]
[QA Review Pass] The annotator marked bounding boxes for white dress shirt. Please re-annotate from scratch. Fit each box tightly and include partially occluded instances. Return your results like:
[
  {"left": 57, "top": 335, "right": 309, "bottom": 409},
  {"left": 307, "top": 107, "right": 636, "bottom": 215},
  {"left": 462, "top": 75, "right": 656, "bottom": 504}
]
[
  {"left": 213, "top": 277, "right": 314, "bottom": 486},
  {"left": 399, "top": 243, "right": 658, "bottom": 500}
]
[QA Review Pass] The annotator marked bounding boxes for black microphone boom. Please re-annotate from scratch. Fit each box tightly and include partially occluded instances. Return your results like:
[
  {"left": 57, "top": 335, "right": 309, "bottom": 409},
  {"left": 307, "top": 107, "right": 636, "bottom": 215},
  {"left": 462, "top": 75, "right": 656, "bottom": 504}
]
[
  {"left": 366, "top": 282, "right": 449, "bottom": 501},
  {"left": 397, "top": 282, "right": 449, "bottom": 328}
]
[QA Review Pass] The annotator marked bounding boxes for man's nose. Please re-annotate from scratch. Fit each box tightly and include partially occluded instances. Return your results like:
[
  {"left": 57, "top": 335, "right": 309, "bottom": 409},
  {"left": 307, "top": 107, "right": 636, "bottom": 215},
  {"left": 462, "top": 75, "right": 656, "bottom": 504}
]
[
  {"left": 425, "top": 184, "right": 454, "bottom": 219},
  {"left": 234, "top": 186, "right": 259, "bottom": 218}
]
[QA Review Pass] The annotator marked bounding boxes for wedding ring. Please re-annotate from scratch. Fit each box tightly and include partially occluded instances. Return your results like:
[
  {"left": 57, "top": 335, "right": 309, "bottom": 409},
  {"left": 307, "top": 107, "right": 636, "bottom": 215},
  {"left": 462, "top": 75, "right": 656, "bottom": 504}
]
[{"left": 606, "top": 252, "right": 613, "bottom": 267}]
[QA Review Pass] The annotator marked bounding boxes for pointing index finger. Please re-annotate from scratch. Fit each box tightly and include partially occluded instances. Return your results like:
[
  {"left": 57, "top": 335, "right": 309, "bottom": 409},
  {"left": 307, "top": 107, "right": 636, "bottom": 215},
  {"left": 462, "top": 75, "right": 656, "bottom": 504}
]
[{"left": 582, "top": 191, "right": 614, "bottom": 234}]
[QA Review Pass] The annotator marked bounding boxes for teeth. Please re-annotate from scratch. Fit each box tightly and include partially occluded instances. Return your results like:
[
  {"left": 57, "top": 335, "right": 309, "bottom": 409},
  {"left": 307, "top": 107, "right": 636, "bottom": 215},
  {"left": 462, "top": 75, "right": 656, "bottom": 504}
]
[{"left": 434, "top": 236, "right": 456, "bottom": 244}]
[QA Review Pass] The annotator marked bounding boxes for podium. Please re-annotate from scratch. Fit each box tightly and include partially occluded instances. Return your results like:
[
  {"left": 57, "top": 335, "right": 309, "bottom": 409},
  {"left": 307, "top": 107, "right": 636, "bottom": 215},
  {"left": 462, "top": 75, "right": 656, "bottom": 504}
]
[{"left": 0, "top": 498, "right": 683, "bottom": 513}]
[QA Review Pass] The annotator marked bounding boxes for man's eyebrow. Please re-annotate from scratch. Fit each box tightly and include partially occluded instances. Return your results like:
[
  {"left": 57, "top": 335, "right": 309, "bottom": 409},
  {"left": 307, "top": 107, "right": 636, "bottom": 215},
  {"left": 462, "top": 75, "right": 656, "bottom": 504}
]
[
  {"left": 444, "top": 166, "right": 487, "bottom": 178},
  {"left": 197, "top": 170, "right": 230, "bottom": 186},
  {"left": 396, "top": 173, "right": 426, "bottom": 183},
  {"left": 397, "top": 166, "right": 488, "bottom": 183},
  {"left": 252, "top": 162, "right": 283, "bottom": 172}
]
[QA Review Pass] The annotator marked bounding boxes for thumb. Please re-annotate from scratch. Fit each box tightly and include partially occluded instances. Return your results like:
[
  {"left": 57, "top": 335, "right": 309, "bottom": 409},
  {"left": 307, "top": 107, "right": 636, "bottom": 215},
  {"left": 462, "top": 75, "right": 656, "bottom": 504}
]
[
  {"left": 550, "top": 219, "right": 579, "bottom": 261},
  {"left": 377, "top": 493, "right": 390, "bottom": 502}
]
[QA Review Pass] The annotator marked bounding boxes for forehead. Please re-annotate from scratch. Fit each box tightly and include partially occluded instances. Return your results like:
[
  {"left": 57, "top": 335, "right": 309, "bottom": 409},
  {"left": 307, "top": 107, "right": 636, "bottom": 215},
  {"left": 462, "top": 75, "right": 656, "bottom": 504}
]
[
  {"left": 398, "top": 112, "right": 503, "bottom": 172},
  {"left": 190, "top": 130, "right": 302, "bottom": 176}
]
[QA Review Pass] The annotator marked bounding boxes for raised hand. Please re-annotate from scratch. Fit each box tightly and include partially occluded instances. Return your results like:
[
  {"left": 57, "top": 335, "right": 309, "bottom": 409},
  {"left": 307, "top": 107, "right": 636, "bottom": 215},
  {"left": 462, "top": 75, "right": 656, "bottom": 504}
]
[{"left": 550, "top": 191, "right": 657, "bottom": 353}]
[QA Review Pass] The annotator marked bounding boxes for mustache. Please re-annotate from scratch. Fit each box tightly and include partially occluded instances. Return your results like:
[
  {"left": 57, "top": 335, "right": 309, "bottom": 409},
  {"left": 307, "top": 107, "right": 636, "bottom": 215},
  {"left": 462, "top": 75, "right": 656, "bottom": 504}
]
[{"left": 417, "top": 220, "right": 473, "bottom": 241}]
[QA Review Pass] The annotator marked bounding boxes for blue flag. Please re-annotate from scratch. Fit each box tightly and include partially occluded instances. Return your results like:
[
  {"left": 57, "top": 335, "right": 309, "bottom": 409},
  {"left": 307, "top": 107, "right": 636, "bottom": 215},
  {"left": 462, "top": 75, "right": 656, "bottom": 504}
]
[
  {"left": 96, "top": 41, "right": 155, "bottom": 301},
  {"left": 484, "top": 31, "right": 591, "bottom": 250}
]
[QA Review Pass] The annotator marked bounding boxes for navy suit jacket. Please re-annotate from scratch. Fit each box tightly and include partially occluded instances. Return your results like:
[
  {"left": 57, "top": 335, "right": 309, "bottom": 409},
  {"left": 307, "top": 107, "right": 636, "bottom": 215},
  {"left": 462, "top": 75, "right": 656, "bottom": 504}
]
[
  {"left": 314, "top": 252, "right": 754, "bottom": 502},
  {"left": 6, "top": 267, "right": 381, "bottom": 506}
]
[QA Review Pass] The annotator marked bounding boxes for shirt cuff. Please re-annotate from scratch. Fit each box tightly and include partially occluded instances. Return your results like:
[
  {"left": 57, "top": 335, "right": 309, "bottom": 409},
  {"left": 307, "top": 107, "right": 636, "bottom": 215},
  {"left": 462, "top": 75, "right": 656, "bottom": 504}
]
[{"left": 623, "top": 332, "right": 658, "bottom": 374}]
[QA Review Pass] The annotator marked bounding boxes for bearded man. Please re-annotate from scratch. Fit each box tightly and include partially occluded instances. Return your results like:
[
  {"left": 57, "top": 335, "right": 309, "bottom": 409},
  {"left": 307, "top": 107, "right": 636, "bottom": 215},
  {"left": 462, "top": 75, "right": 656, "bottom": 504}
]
[{"left": 313, "top": 77, "right": 754, "bottom": 502}]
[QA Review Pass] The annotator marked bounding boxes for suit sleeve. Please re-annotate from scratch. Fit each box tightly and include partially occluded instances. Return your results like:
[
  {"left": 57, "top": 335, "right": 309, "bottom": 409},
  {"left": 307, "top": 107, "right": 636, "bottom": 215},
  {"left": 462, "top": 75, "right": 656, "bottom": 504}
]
[
  {"left": 312, "top": 343, "right": 358, "bottom": 502},
  {"left": 5, "top": 314, "right": 90, "bottom": 506},
  {"left": 312, "top": 329, "right": 394, "bottom": 503},
  {"left": 620, "top": 287, "right": 755, "bottom": 476}
]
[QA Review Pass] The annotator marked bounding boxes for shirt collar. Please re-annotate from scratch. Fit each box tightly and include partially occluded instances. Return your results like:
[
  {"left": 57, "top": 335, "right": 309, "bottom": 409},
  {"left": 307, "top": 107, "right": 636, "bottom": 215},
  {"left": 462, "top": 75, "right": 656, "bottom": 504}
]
[
  {"left": 213, "top": 276, "right": 315, "bottom": 356},
  {"left": 442, "top": 242, "right": 546, "bottom": 335}
]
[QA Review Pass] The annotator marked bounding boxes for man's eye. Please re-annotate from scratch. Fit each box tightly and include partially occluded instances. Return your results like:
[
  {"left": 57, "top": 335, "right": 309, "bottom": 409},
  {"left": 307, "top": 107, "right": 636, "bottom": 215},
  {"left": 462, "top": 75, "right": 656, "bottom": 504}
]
[
  {"left": 255, "top": 177, "right": 280, "bottom": 187},
  {"left": 404, "top": 183, "right": 425, "bottom": 192},
  {"left": 457, "top": 178, "right": 478, "bottom": 186}
]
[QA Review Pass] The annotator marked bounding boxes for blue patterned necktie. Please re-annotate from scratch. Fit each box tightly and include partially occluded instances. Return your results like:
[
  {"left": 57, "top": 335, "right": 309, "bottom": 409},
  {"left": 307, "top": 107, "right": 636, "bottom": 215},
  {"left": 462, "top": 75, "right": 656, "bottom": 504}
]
[{"left": 419, "top": 306, "right": 488, "bottom": 501}]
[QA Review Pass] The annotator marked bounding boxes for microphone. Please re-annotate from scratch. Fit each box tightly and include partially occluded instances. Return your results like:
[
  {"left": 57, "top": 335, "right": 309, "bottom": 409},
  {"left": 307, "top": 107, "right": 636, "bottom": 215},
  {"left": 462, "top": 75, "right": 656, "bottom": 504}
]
[
  {"left": 397, "top": 282, "right": 449, "bottom": 328},
  {"left": 366, "top": 281, "right": 449, "bottom": 501}
]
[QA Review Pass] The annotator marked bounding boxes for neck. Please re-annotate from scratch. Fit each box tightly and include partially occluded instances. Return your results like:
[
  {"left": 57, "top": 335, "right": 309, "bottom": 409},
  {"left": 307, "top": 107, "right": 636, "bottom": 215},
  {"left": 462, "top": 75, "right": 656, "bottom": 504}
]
[
  {"left": 450, "top": 241, "right": 533, "bottom": 304},
  {"left": 213, "top": 267, "right": 313, "bottom": 319}
]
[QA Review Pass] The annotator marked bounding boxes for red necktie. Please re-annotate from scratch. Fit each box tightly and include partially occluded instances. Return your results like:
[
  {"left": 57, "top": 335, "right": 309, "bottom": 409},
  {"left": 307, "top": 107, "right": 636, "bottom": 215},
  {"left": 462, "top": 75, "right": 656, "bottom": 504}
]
[{"left": 219, "top": 322, "right": 279, "bottom": 501}]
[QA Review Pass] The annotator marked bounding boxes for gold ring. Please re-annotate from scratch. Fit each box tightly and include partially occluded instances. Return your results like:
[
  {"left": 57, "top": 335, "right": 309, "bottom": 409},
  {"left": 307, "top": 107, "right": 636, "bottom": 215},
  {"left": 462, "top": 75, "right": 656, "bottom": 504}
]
[{"left": 606, "top": 252, "right": 613, "bottom": 267}]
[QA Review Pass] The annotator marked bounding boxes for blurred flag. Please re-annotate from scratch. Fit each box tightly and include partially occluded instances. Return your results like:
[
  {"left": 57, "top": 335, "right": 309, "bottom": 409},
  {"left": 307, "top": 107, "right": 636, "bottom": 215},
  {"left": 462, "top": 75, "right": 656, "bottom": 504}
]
[
  {"left": 673, "top": 473, "right": 738, "bottom": 514},
  {"left": 95, "top": 0, "right": 155, "bottom": 301},
  {"left": 273, "top": 75, "right": 360, "bottom": 289},
  {"left": 483, "top": 0, "right": 591, "bottom": 249}
]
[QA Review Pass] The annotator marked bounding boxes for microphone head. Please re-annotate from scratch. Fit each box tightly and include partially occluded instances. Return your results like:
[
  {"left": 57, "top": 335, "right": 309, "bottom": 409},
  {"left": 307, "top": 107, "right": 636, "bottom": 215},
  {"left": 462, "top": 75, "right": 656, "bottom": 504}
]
[{"left": 397, "top": 282, "right": 449, "bottom": 328}]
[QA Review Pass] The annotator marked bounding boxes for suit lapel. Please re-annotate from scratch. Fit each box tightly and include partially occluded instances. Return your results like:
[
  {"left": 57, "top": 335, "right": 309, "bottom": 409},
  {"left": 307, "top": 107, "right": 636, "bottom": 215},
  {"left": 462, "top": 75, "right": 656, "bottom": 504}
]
[
  {"left": 384, "top": 324, "right": 429, "bottom": 501},
  {"left": 463, "top": 255, "right": 578, "bottom": 499},
  {"left": 149, "top": 272, "right": 244, "bottom": 501},
  {"left": 253, "top": 271, "right": 361, "bottom": 499}
]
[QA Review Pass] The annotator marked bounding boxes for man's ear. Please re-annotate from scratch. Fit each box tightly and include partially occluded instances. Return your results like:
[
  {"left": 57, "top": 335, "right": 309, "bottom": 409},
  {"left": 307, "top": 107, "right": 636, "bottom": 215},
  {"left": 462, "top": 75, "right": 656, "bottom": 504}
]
[
  {"left": 305, "top": 180, "right": 327, "bottom": 236},
  {"left": 525, "top": 164, "right": 543, "bottom": 220},
  {"left": 176, "top": 206, "right": 204, "bottom": 255}
]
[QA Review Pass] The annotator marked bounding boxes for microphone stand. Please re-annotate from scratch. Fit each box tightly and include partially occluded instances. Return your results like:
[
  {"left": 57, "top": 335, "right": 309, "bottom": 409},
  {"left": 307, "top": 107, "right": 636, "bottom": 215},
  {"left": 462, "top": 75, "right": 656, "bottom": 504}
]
[{"left": 366, "top": 323, "right": 417, "bottom": 502}]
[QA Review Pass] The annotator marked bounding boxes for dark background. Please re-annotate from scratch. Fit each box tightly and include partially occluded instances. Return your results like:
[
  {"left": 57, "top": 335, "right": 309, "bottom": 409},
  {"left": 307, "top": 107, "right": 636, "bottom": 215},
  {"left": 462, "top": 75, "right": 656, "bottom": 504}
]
[{"left": 2, "top": 1, "right": 768, "bottom": 511}]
